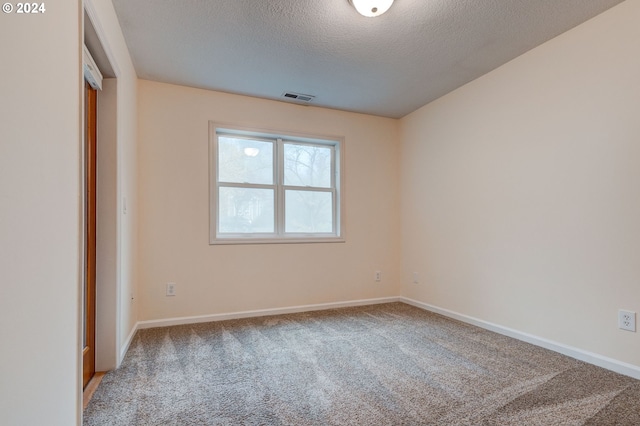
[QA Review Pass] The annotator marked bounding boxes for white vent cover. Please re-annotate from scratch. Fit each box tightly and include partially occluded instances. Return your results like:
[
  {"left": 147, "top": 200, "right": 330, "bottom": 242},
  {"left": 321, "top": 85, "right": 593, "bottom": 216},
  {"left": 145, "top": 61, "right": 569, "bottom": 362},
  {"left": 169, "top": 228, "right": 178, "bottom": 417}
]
[{"left": 282, "top": 92, "right": 315, "bottom": 103}]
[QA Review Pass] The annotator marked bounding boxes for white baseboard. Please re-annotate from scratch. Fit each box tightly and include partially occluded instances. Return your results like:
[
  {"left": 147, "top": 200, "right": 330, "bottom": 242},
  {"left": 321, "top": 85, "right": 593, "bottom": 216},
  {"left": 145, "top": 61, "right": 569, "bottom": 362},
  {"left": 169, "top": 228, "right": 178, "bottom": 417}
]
[
  {"left": 136, "top": 296, "right": 401, "bottom": 330},
  {"left": 401, "top": 297, "right": 640, "bottom": 380},
  {"left": 119, "top": 323, "right": 139, "bottom": 365}
]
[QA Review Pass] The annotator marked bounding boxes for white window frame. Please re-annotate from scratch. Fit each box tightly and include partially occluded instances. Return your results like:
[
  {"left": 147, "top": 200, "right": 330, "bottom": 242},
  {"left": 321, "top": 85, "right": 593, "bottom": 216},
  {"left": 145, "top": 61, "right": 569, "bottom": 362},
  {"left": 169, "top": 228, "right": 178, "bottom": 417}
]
[{"left": 209, "top": 122, "right": 345, "bottom": 244}]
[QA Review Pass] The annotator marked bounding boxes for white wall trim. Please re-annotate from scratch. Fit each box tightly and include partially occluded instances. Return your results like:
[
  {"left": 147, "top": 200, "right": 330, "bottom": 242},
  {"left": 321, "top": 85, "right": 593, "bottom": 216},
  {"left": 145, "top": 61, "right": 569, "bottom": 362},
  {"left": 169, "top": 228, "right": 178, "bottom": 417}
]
[
  {"left": 136, "top": 297, "right": 400, "bottom": 330},
  {"left": 83, "top": 0, "right": 122, "bottom": 77},
  {"left": 119, "top": 321, "right": 138, "bottom": 362},
  {"left": 401, "top": 297, "right": 640, "bottom": 380},
  {"left": 84, "top": 0, "right": 128, "bottom": 371}
]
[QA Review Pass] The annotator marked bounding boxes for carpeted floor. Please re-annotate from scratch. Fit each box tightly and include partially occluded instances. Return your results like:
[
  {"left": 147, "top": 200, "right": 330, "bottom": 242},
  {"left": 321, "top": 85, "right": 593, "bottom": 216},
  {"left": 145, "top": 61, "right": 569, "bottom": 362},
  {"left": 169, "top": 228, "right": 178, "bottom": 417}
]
[{"left": 84, "top": 303, "right": 640, "bottom": 425}]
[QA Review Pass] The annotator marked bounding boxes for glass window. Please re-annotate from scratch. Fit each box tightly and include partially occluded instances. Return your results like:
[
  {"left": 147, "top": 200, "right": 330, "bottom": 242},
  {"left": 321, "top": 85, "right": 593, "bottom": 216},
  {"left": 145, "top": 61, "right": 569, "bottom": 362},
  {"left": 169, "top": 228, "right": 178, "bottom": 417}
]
[
  {"left": 285, "top": 190, "right": 333, "bottom": 233},
  {"left": 218, "top": 137, "right": 273, "bottom": 185},
  {"left": 283, "top": 143, "right": 332, "bottom": 188},
  {"left": 218, "top": 187, "right": 275, "bottom": 233},
  {"left": 210, "top": 123, "right": 343, "bottom": 244}
]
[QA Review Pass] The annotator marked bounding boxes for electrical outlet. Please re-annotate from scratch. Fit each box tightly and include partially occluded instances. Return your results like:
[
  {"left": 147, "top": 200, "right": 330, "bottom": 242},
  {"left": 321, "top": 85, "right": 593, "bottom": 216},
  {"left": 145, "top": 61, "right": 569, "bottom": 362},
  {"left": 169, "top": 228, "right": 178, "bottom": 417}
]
[
  {"left": 618, "top": 310, "right": 636, "bottom": 332},
  {"left": 166, "top": 282, "right": 176, "bottom": 297},
  {"left": 412, "top": 272, "right": 419, "bottom": 284},
  {"left": 374, "top": 271, "right": 381, "bottom": 282}
]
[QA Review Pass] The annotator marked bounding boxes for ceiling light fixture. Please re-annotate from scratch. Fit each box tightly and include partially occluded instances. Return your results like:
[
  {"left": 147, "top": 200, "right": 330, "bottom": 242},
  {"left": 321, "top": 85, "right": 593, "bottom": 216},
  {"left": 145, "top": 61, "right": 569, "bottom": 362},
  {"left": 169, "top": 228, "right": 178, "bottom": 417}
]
[{"left": 349, "top": 0, "right": 394, "bottom": 17}]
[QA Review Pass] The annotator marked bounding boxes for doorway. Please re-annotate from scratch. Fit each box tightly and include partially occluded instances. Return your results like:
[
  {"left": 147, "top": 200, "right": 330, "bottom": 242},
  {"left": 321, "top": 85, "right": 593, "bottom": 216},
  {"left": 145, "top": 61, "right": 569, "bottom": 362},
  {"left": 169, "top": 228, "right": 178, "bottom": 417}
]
[
  {"left": 83, "top": 5, "right": 122, "bottom": 393},
  {"left": 83, "top": 80, "right": 97, "bottom": 389}
]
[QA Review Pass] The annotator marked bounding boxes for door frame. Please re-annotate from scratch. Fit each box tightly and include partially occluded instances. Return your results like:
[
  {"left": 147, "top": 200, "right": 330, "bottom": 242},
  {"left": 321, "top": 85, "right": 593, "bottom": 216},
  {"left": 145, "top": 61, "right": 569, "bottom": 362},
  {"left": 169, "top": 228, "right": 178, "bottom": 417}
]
[
  {"left": 83, "top": 81, "right": 98, "bottom": 389},
  {"left": 83, "top": 0, "right": 125, "bottom": 384}
]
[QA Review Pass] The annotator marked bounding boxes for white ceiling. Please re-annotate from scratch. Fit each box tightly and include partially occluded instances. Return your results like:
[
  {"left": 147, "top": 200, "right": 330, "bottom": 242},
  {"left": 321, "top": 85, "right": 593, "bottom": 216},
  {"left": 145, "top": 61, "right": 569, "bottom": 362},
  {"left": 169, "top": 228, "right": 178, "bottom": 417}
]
[{"left": 112, "top": 0, "right": 623, "bottom": 118}]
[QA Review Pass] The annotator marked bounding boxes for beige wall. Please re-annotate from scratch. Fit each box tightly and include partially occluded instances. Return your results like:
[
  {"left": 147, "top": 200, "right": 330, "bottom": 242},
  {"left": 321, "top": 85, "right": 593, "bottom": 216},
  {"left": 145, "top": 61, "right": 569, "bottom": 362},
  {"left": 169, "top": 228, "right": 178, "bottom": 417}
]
[
  {"left": 0, "top": 2, "right": 82, "bottom": 425},
  {"left": 400, "top": 0, "right": 640, "bottom": 367},
  {"left": 95, "top": 77, "right": 118, "bottom": 370},
  {"left": 4, "top": 0, "right": 636, "bottom": 423},
  {"left": 138, "top": 80, "right": 400, "bottom": 321},
  {"left": 115, "top": 58, "right": 138, "bottom": 361}
]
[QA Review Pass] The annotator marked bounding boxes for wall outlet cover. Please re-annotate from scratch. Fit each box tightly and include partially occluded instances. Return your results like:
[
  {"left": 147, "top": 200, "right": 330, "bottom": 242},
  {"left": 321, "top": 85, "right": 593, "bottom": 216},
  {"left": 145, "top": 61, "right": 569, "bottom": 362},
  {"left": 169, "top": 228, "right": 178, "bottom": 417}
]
[
  {"left": 618, "top": 310, "right": 636, "bottom": 332},
  {"left": 166, "top": 282, "right": 176, "bottom": 297}
]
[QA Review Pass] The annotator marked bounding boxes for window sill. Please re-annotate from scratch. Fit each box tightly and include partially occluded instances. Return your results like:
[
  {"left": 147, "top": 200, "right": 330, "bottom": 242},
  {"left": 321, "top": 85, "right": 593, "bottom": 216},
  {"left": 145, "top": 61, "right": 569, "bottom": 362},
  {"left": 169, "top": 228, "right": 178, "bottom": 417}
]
[{"left": 210, "top": 236, "right": 346, "bottom": 245}]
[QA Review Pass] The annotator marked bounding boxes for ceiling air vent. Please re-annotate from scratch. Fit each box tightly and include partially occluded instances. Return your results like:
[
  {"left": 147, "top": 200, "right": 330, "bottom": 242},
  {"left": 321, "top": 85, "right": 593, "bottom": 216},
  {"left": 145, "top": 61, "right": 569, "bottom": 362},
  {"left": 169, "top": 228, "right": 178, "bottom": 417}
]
[{"left": 282, "top": 92, "right": 315, "bottom": 103}]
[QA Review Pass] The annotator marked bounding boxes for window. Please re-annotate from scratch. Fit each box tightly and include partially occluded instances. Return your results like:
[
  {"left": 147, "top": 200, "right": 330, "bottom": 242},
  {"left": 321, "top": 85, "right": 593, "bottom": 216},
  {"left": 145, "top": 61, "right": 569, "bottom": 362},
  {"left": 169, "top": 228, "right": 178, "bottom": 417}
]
[{"left": 209, "top": 122, "right": 344, "bottom": 244}]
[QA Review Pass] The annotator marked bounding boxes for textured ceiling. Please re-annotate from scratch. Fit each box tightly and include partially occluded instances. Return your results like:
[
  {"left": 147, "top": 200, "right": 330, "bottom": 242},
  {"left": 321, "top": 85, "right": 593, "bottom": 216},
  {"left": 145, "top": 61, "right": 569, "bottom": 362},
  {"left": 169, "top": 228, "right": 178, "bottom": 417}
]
[{"left": 112, "top": 0, "right": 624, "bottom": 118}]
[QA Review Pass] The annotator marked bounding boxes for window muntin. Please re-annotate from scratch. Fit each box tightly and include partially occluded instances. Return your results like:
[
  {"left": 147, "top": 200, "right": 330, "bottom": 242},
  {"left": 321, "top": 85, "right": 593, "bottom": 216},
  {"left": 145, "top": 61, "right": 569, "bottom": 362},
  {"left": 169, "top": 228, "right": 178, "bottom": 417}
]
[{"left": 210, "top": 123, "right": 343, "bottom": 244}]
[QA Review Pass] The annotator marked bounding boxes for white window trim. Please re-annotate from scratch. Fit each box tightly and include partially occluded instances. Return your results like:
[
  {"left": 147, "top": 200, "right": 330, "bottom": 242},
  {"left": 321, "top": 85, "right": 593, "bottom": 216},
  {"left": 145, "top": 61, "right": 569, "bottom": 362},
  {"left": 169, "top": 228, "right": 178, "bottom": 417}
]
[{"left": 209, "top": 122, "right": 345, "bottom": 245}]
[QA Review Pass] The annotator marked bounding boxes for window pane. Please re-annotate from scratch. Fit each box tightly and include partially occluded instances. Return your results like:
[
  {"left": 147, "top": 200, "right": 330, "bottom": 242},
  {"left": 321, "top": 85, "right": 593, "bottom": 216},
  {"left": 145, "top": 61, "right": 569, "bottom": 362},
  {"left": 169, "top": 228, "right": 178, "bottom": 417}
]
[
  {"left": 218, "top": 136, "right": 273, "bottom": 185},
  {"left": 285, "top": 190, "right": 333, "bottom": 233},
  {"left": 284, "top": 144, "right": 331, "bottom": 188},
  {"left": 219, "top": 187, "right": 274, "bottom": 233}
]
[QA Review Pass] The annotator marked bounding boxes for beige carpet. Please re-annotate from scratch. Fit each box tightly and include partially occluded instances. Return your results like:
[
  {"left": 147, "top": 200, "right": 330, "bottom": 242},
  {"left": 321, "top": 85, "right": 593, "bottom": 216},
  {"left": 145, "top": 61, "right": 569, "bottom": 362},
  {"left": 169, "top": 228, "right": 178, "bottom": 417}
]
[{"left": 84, "top": 303, "right": 640, "bottom": 425}]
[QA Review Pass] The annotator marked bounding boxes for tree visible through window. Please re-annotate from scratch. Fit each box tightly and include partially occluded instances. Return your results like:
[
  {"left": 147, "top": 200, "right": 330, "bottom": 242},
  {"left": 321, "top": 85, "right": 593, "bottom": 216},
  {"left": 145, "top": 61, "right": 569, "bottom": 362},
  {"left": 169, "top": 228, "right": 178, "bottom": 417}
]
[{"left": 209, "top": 123, "right": 343, "bottom": 244}]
